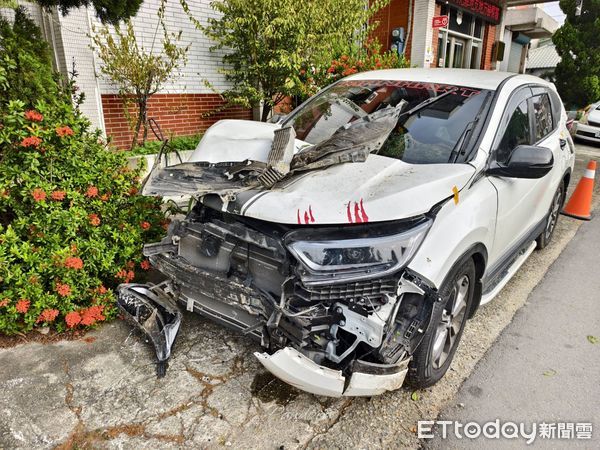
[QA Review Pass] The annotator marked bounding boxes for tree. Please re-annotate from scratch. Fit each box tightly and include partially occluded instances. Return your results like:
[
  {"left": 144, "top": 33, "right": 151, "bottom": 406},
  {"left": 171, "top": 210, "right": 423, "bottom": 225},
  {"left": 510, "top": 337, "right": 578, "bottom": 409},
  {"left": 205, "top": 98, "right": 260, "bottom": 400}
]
[
  {"left": 553, "top": 0, "right": 600, "bottom": 108},
  {"left": 91, "top": 3, "right": 189, "bottom": 150},
  {"left": 34, "top": 0, "right": 142, "bottom": 24},
  {"left": 189, "top": 0, "right": 390, "bottom": 121},
  {"left": 0, "top": 7, "right": 59, "bottom": 112}
]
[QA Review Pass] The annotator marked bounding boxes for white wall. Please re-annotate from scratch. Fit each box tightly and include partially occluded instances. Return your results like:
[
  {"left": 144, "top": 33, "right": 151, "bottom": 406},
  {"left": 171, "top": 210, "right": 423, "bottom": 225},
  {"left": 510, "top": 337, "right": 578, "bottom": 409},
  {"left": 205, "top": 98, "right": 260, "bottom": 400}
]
[
  {"left": 9, "top": 0, "right": 234, "bottom": 131},
  {"left": 410, "top": 0, "right": 436, "bottom": 68}
]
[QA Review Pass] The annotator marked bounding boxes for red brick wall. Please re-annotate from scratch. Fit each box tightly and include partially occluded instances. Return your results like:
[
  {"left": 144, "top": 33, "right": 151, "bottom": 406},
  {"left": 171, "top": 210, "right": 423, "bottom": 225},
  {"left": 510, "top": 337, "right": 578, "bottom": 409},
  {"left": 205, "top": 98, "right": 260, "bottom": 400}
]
[
  {"left": 102, "top": 93, "right": 253, "bottom": 149},
  {"left": 482, "top": 24, "right": 496, "bottom": 70},
  {"left": 370, "top": 0, "right": 410, "bottom": 51}
]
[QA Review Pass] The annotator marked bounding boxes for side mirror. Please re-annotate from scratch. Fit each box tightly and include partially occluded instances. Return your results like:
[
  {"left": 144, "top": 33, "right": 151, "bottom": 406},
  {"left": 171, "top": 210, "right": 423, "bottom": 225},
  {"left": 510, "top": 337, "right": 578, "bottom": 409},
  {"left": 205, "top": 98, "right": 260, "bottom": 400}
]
[{"left": 487, "top": 145, "right": 554, "bottom": 179}]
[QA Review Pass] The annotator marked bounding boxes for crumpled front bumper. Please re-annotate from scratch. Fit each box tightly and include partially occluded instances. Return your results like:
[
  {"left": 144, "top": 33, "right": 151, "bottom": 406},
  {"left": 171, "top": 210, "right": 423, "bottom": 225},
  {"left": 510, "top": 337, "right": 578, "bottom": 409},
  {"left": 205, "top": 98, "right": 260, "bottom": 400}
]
[{"left": 255, "top": 347, "right": 410, "bottom": 397}]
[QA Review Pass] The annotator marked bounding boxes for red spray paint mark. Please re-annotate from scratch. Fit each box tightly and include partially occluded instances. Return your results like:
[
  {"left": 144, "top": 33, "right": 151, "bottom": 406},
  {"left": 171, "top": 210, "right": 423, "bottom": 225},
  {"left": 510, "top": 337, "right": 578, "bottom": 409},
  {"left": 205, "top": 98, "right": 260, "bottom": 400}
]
[
  {"left": 359, "top": 198, "right": 369, "bottom": 222},
  {"left": 347, "top": 198, "right": 369, "bottom": 224},
  {"left": 297, "top": 206, "right": 316, "bottom": 224}
]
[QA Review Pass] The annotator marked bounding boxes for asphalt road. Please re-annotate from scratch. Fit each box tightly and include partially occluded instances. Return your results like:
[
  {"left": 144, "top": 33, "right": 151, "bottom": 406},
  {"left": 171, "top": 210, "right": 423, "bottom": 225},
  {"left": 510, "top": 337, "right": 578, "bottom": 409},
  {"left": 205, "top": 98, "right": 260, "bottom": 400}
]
[
  {"left": 425, "top": 194, "right": 600, "bottom": 448},
  {"left": 0, "top": 141, "right": 599, "bottom": 449}
]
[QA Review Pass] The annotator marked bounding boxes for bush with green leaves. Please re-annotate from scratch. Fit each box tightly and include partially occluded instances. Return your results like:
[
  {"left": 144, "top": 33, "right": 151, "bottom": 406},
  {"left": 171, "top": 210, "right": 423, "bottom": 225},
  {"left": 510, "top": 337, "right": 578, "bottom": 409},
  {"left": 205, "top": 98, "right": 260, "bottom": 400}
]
[
  {"left": 0, "top": 100, "right": 167, "bottom": 334},
  {"left": 297, "top": 38, "right": 410, "bottom": 101},
  {"left": 0, "top": 7, "right": 60, "bottom": 114}
]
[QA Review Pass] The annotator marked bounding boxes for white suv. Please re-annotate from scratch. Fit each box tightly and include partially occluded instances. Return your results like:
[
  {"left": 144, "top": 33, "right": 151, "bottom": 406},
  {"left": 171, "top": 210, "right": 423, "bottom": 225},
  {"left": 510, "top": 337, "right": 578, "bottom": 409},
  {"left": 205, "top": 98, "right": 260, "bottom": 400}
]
[{"left": 119, "top": 69, "right": 575, "bottom": 397}]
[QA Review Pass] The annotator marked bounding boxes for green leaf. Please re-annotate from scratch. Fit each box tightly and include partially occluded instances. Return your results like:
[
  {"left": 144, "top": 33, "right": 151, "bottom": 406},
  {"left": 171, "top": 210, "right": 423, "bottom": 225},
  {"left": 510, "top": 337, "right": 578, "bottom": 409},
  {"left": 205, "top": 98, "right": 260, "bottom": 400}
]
[
  {"left": 587, "top": 335, "right": 599, "bottom": 344},
  {"left": 542, "top": 369, "right": 557, "bottom": 377},
  {"left": 411, "top": 391, "right": 420, "bottom": 401}
]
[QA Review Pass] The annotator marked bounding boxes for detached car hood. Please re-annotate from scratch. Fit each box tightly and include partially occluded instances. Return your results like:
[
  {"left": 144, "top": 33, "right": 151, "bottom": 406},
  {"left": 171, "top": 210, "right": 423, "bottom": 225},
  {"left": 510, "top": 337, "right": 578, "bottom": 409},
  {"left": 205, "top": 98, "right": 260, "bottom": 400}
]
[{"left": 143, "top": 119, "right": 475, "bottom": 224}]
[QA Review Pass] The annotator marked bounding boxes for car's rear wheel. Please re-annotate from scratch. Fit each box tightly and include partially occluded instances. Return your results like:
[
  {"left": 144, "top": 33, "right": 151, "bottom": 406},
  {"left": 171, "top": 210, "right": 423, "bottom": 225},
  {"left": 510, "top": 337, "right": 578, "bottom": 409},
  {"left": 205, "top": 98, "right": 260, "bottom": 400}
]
[
  {"left": 536, "top": 183, "right": 564, "bottom": 250},
  {"left": 407, "top": 258, "right": 475, "bottom": 388}
]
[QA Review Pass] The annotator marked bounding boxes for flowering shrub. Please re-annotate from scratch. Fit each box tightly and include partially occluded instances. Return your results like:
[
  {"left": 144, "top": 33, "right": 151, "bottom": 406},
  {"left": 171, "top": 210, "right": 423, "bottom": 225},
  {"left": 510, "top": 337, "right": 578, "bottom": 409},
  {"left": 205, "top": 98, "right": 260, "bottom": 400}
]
[
  {"left": 297, "top": 39, "right": 410, "bottom": 100},
  {"left": 0, "top": 100, "right": 166, "bottom": 334}
]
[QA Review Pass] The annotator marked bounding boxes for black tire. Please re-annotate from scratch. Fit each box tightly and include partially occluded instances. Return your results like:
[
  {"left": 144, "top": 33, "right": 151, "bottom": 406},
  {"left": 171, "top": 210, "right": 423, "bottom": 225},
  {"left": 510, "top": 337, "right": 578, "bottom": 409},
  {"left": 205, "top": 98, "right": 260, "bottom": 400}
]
[
  {"left": 407, "top": 258, "right": 476, "bottom": 388},
  {"left": 536, "top": 183, "right": 564, "bottom": 250}
]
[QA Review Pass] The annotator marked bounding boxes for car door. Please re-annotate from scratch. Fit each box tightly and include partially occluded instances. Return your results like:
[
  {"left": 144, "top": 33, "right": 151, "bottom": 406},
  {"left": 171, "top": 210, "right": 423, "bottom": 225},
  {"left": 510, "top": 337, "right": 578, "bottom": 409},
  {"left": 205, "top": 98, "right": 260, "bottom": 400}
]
[{"left": 487, "top": 86, "right": 558, "bottom": 264}]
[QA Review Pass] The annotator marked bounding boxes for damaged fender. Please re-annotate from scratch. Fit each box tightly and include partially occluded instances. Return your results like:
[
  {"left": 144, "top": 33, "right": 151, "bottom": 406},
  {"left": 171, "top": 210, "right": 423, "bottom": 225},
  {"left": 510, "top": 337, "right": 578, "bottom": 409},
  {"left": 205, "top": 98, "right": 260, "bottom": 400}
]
[{"left": 117, "top": 283, "right": 182, "bottom": 377}]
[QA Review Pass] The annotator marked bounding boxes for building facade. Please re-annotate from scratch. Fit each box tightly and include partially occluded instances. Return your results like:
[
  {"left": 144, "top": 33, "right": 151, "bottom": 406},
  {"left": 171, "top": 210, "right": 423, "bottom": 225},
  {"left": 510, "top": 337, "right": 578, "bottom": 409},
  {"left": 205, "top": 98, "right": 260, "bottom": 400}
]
[
  {"left": 6, "top": 0, "right": 557, "bottom": 149},
  {"left": 372, "top": 0, "right": 502, "bottom": 70}
]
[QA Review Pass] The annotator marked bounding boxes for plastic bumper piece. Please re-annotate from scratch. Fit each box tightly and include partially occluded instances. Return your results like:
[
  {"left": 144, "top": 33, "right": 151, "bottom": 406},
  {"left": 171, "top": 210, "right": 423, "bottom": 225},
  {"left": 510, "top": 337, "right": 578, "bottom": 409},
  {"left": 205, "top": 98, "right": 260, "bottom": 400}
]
[{"left": 255, "top": 347, "right": 410, "bottom": 397}]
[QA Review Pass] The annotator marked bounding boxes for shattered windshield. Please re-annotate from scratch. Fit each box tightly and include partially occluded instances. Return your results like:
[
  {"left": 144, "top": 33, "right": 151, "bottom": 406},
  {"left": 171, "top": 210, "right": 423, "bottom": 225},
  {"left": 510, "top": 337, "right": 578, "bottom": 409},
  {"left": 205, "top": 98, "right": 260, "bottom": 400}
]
[{"left": 284, "top": 80, "right": 492, "bottom": 164}]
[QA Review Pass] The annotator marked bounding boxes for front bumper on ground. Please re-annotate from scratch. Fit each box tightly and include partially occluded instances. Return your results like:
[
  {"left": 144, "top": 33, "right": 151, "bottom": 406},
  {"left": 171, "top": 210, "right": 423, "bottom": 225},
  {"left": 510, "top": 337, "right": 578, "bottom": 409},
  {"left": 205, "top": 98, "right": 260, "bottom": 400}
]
[
  {"left": 574, "top": 122, "right": 600, "bottom": 143},
  {"left": 255, "top": 347, "right": 410, "bottom": 397}
]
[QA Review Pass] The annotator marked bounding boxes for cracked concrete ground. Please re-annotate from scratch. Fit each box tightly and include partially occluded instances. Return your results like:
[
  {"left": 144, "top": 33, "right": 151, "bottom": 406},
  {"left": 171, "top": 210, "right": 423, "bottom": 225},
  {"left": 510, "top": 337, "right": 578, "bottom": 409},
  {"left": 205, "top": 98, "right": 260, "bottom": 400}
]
[{"left": 1, "top": 142, "right": 599, "bottom": 449}]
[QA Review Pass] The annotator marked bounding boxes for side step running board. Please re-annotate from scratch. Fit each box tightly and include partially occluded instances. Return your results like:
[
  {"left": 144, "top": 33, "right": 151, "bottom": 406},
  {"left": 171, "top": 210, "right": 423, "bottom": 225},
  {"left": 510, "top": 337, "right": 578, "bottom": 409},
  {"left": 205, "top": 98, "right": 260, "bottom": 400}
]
[{"left": 480, "top": 241, "right": 537, "bottom": 306}]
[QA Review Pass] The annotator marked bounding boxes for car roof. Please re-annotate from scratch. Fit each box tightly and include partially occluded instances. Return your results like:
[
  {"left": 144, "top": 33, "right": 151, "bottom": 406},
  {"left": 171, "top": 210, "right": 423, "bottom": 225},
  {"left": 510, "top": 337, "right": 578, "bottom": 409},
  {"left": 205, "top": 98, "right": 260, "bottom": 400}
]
[{"left": 345, "top": 68, "right": 550, "bottom": 91}]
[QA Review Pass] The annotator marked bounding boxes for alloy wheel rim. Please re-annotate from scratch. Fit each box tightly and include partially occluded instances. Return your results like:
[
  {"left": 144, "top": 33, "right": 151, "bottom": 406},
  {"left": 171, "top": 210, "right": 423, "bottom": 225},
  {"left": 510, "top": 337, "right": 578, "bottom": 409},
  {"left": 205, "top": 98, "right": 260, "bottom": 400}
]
[
  {"left": 431, "top": 274, "right": 469, "bottom": 369},
  {"left": 545, "top": 189, "right": 562, "bottom": 239}
]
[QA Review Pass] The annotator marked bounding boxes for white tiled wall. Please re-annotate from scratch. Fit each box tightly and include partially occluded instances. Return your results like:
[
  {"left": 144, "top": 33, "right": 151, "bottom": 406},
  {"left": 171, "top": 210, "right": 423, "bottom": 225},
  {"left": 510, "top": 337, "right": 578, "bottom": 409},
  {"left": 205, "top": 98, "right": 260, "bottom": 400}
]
[
  {"left": 410, "top": 0, "right": 436, "bottom": 68},
  {"left": 7, "top": 0, "right": 233, "bottom": 131}
]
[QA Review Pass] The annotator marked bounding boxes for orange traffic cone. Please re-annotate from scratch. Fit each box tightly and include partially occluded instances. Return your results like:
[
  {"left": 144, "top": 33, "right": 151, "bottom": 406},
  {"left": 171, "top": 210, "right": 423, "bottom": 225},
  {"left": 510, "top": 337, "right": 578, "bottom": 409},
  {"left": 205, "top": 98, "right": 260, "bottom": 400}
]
[{"left": 561, "top": 160, "right": 596, "bottom": 220}]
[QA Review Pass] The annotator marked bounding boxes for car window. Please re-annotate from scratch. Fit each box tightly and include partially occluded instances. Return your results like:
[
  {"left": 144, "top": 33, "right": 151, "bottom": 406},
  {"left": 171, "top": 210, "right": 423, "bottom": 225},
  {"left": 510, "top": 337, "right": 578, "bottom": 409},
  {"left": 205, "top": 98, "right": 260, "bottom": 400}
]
[
  {"left": 496, "top": 99, "right": 531, "bottom": 164},
  {"left": 532, "top": 94, "right": 553, "bottom": 141},
  {"left": 283, "top": 80, "right": 492, "bottom": 164}
]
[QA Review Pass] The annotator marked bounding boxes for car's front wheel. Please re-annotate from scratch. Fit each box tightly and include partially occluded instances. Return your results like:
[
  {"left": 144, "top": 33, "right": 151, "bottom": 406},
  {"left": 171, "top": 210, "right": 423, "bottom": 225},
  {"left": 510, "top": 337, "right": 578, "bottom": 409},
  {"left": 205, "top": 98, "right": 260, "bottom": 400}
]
[
  {"left": 536, "top": 183, "right": 564, "bottom": 250},
  {"left": 407, "top": 258, "right": 475, "bottom": 388}
]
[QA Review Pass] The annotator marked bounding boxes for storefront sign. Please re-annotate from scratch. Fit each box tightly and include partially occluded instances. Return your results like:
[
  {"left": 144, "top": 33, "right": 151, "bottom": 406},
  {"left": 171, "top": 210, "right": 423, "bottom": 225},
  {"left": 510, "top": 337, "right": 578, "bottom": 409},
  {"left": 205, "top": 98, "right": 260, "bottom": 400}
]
[
  {"left": 445, "top": 0, "right": 501, "bottom": 24},
  {"left": 432, "top": 15, "right": 449, "bottom": 28}
]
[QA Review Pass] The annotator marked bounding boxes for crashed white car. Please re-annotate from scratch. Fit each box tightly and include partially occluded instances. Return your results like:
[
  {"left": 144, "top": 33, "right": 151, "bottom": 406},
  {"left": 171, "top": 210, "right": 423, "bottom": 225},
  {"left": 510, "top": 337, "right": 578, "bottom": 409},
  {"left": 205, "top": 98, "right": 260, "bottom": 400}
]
[{"left": 118, "top": 69, "right": 575, "bottom": 397}]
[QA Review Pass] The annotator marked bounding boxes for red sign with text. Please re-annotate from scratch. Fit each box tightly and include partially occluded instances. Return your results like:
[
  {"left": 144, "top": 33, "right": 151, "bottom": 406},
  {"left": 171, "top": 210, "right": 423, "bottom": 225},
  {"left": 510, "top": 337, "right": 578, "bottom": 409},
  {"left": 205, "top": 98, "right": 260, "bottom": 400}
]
[{"left": 432, "top": 16, "right": 449, "bottom": 28}]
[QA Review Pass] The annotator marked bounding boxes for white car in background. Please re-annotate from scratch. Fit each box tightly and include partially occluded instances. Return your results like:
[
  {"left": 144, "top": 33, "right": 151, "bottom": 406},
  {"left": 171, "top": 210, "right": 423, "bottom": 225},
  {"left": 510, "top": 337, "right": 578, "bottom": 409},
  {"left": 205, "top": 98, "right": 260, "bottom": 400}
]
[
  {"left": 574, "top": 101, "right": 600, "bottom": 144},
  {"left": 118, "top": 69, "right": 575, "bottom": 397}
]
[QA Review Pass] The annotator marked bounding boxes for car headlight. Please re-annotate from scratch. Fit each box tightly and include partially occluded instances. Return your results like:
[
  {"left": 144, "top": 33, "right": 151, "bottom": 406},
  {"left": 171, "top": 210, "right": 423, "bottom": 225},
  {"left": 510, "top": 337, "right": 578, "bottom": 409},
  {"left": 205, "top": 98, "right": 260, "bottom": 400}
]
[{"left": 285, "top": 219, "right": 432, "bottom": 285}]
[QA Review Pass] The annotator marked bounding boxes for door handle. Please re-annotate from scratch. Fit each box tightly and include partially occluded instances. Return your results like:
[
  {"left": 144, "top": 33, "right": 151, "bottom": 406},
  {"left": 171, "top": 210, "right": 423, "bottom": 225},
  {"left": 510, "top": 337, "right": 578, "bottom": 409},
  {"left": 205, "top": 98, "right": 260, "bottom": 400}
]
[{"left": 559, "top": 138, "right": 567, "bottom": 150}]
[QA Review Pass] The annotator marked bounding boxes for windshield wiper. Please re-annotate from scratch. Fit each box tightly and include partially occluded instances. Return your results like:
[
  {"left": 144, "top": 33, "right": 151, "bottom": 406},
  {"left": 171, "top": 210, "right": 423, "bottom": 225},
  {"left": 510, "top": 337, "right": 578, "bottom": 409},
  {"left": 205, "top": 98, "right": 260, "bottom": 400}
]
[
  {"left": 401, "top": 87, "right": 459, "bottom": 118},
  {"left": 448, "top": 91, "right": 492, "bottom": 163}
]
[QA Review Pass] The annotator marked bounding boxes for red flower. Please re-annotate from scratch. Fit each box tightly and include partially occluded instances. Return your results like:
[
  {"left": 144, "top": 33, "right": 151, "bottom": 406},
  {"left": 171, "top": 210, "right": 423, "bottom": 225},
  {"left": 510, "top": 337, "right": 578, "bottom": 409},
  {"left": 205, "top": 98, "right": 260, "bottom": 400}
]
[
  {"left": 56, "top": 126, "right": 74, "bottom": 137},
  {"left": 65, "top": 311, "right": 81, "bottom": 328},
  {"left": 0, "top": 298, "right": 9, "bottom": 307},
  {"left": 100, "top": 193, "right": 110, "bottom": 201},
  {"left": 140, "top": 260, "right": 151, "bottom": 271},
  {"left": 96, "top": 285, "right": 108, "bottom": 295},
  {"left": 85, "top": 186, "right": 98, "bottom": 198},
  {"left": 327, "top": 66, "right": 336, "bottom": 74},
  {"left": 15, "top": 299, "right": 30, "bottom": 314},
  {"left": 80, "top": 305, "right": 105, "bottom": 326},
  {"left": 140, "top": 221, "right": 151, "bottom": 230},
  {"left": 116, "top": 269, "right": 135, "bottom": 283},
  {"left": 21, "top": 136, "right": 42, "bottom": 148},
  {"left": 51, "top": 190, "right": 66, "bottom": 201},
  {"left": 37, "top": 309, "right": 59, "bottom": 323},
  {"left": 65, "top": 256, "right": 84, "bottom": 270},
  {"left": 128, "top": 186, "right": 138, "bottom": 196},
  {"left": 24, "top": 110, "right": 43, "bottom": 122},
  {"left": 88, "top": 213, "right": 101, "bottom": 226},
  {"left": 55, "top": 282, "right": 72, "bottom": 297},
  {"left": 32, "top": 188, "right": 47, "bottom": 202}
]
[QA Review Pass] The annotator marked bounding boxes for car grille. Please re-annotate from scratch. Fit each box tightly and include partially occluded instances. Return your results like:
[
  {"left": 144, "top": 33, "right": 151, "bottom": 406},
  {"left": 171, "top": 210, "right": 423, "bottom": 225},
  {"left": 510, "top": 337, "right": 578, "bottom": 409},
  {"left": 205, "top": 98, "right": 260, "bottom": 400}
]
[{"left": 295, "top": 278, "right": 397, "bottom": 303}]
